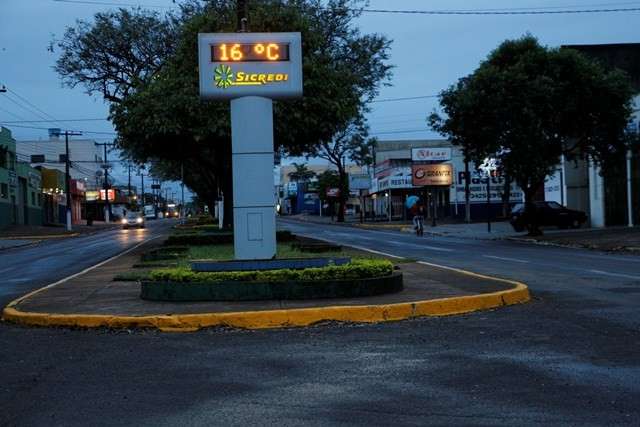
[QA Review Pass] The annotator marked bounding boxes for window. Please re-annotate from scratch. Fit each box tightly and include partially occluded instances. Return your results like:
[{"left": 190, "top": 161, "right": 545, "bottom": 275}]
[
  {"left": 59, "top": 154, "right": 67, "bottom": 163},
  {"left": 31, "top": 191, "right": 35, "bottom": 205},
  {"left": 1, "top": 183, "right": 7, "bottom": 199},
  {"left": 37, "top": 193, "right": 42, "bottom": 206},
  {"left": 31, "top": 154, "right": 45, "bottom": 163}
]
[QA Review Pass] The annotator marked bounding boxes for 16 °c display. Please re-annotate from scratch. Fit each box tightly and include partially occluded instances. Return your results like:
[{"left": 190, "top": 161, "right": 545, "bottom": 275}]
[{"left": 211, "top": 43, "right": 290, "bottom": 62}]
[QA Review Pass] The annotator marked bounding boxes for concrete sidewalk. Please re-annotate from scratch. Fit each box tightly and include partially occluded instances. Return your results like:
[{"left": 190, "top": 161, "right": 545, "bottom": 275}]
[
  {"left": 3, "top": 239, "right": 529, "bottom": 330},
  {"left": 284, "top": 214, "right": 524, "bottom": 239}
]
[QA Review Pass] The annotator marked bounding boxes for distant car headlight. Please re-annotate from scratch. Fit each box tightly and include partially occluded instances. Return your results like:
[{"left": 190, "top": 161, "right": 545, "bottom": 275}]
[
  {"left": 136, "top": 217, "right": 143, "bottom": 223},
  {"left": 121, "top": 218, "right": 127, "bottom": 224}
]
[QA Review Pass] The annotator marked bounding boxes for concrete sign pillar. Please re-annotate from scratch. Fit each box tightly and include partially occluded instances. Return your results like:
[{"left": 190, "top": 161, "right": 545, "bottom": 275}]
[
  {"left": 231, "top": 96, "right": 276, "bottom": 259},
  {"left": 198, "top": 32, "right": 302, "bottom": 260}
]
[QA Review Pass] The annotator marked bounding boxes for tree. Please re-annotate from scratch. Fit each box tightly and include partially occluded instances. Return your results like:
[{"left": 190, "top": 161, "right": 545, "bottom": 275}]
[
  {"left": 316, "top": 169, "right": 341, "bottom": 217},
  {"left": 310, "top": 116, "right": 374, "bottom": 222},
  {"left": 54, "top": 7, "right": 182, "bottom": 103},
  {"left": 429, "top": 35, "right": 634, "bottom": 235},
  {"left": 56, "top": 0, "right": 391, "bottom": 228},
  {"left": 287, "top": 163, "right": 316, "bottom": 184}
]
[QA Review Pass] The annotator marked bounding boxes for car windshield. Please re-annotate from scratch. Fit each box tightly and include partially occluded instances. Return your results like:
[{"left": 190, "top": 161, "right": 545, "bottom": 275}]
[
  {"left": 547, "top": 202, "right": 563, "bottom": 209},
  {"left": 511, "top": 204, "right": 524, "bottom": 213},
  {"left": 127, "top": 212, "right": 141, "bottom": 219}
]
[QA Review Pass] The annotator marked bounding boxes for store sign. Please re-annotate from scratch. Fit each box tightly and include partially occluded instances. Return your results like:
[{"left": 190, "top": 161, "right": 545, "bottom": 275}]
[
  {"left": 412, "top": 164, "right": 453, "bottom": 186},
  {"left": 411, "top": 147, "right": 452, "bottom": 162},
  {"left": 348, "top": 174, "right": 371, "bottom": 190},
  {"left": 99, "top": 189, "right": 115, "bottom": 201},
  {"left": 85, "top": 190, "right": 99, "bottom": 201},
  {"left": 455, "top": 171, "right": 522, "bottom": 203},
  {"left": 326, "top": 188, "right": 340, "bottom": 197},
  {"left": 198, "top": 32, "right": 302, "bottom": 100}
]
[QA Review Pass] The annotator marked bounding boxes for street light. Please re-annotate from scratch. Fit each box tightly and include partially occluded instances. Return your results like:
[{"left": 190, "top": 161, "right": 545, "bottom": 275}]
[{"left": 478, "top": 157, "right": 498, "bottom": 233}]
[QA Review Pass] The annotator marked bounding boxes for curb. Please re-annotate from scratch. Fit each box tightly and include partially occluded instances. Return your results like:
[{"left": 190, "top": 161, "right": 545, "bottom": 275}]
[
  {"left": 2, "top": 283, "right": 529, "bottom": 331},
  {"left": 2, "top": 269, "right": 530, "bottom": 332}
]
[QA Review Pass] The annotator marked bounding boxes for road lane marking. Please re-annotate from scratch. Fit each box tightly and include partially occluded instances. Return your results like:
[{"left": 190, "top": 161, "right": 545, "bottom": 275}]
[
  {"left": 389, "top": 240, "right": 454, "bottom": 252},
  {"left": 5, "top": 278, "right": 30, "bottom": 283},
  {"left": 483, "top": 255, "right": 529, "bottom": 264},
  {"left": 294, "top": 232, "right": 405, "bottom": 259},
  {"left": 588, "top": 270, "right": 640, "bottom": 281}
]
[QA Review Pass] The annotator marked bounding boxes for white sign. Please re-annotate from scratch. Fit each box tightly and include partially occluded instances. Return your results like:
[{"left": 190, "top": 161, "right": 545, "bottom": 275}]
[
  {"left": 349, "top": 174, "right": 371, "bottom": 190},
  {"left": 198, "top": 32, "right": 303, "bottom": 100},
  {"left": 411, "top": 147, "right": 452, "bottom": 161},
  {"left": 455, "top": 171, "right": 522, "bottom": 204}
]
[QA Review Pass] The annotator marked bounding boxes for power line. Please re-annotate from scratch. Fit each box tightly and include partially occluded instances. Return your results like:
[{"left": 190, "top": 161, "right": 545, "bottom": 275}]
[
  {"left": 6, "top": 89, "right": 66, "bottom": 128},
  {"left": 0, "top": 118, "right": 111, "bottom": 123},
  {"left": 0, "top": 123, "right": 117, "bottom": 135},
  {"left": 52, "top": 0, "right": 175, "bottom": 8},
  {"left": 0, "top": 105, "right": 29, "bottom": 121},
  {"left": 371, "top": 95, "right": 438, "bottom": 103},
  {"left": 360, "top": 6, "right": 640, "bottom": 15}
]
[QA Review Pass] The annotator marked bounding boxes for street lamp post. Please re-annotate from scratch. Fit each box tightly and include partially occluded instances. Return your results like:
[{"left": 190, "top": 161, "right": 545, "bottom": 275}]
[{"left": 479, "top": 157, "right": 498, "bottom": 234}]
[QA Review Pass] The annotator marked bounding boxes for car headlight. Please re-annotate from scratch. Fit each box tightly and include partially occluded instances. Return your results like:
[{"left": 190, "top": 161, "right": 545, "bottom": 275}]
[
  {"left": 121, "top": 218, "right": 127, "bottom": 224},
  {"left": 136, "top": 217, "right": 143, "bottom": 223}
]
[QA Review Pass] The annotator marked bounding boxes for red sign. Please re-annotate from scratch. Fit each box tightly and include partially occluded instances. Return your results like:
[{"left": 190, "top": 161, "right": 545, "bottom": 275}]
[
  {"left": 326, "top": 188, "right": 341, "bottom": 197},
  {"left": 99, "top": 189, "right": 115, "bottom": 201}
]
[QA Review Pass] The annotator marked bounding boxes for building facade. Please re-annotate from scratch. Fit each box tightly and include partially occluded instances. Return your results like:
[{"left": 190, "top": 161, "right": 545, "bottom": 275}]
[{"left": 0, "top": 127, "right": 42, "bottom": 228}]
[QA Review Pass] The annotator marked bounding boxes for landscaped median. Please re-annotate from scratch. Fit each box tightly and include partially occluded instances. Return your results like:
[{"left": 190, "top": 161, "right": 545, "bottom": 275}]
[{"left": 1, "top": 227, "right": 531, "bottom": 331}]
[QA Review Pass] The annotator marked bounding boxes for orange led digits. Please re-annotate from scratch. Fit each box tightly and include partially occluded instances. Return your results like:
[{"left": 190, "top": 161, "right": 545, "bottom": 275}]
[
  {"left": 266, "top": 43, "right": 279, "bottom": 60},
  {"left": 212, "top": 43, "right": 289, "bottom": 62}
]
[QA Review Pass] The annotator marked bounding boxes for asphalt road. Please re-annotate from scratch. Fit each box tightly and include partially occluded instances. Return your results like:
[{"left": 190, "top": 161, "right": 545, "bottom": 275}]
[
  {"left": 0, "top": 220, "right": 174, "bottom": 306},
  {"left": 1, "top": 219, "right": 639, "bottom": 426}
]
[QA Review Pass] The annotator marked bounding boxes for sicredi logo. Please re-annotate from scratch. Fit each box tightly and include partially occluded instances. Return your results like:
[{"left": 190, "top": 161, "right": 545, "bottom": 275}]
[{"left": 214, "top": 64, "right": 289, "bottom": 89}]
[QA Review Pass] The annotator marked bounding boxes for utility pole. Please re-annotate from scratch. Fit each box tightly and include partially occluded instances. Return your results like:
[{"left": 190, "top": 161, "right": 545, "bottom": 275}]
[
  {"left": 127, "top": 162, "right": 132, "bottom": 204},
  {"left": 181, "top": 162, "right": 185, "bottom": 222},
  {"left": 139, "top": 171, "right": 145, "bottom": 206},
  {"left": 96, "top": 143, "right": 115, "bottom": 223},
  {"left": 58, "top": 130, "right": 82, "bottom": 231}
]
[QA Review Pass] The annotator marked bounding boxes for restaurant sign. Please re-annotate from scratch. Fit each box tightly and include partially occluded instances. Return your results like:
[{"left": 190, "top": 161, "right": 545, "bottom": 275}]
[{"left": 412, "top": 164, "right": 453, "bottom": 186}]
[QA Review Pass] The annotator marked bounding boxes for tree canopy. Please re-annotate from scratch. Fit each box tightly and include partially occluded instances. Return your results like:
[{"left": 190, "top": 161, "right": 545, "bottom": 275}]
[
  {"left": 429, "top": 35, "right": 635, "bottom": 228},
  {"left": 55, "top": 0, "right": 392, "bottom": 222}
]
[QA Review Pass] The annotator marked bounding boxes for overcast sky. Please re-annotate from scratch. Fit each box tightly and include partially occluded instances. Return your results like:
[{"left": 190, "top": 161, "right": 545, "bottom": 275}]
[{"left": 1, "top": 0, "right": 639, "bottom": 176}]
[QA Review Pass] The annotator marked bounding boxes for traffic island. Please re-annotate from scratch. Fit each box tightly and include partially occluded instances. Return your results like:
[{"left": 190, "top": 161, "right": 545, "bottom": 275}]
[{"left": 2, "top": 238, "right": 530, "bottom": 331}]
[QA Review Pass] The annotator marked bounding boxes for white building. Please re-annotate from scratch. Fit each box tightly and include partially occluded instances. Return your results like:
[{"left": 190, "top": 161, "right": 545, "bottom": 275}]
[{"left": 16, "top": 129, "right": 106, "bottom": 190}]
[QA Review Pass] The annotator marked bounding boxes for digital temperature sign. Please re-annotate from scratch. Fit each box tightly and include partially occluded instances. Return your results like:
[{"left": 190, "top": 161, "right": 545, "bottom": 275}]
[
  {"left": 198, "top": 32, "right": 302, "bottom": 100},
  {"left": 211, "top": 43, "right": 290, "bottom": 62}
]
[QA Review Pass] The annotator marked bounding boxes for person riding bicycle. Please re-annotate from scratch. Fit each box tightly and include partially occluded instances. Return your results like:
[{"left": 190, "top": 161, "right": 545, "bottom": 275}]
[{"left": 413, "top": 205, "right": 425, "bottom": 236}]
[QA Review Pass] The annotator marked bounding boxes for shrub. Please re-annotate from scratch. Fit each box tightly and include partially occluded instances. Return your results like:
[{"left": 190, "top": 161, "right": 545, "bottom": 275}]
[{"left": 148, "top": 259, "right": 393, "bottom": 283}]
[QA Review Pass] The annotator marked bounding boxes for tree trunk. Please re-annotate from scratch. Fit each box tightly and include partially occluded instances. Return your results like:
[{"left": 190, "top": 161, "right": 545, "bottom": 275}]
[
  {"left": 464, "top": 159, "right": 471, "bottom": 223},
  {"left": 502, "top": 176, "right": 512, "bottom": 218},
  {"left": 337, "top": 167, "right": 347, "bottom": 223}
]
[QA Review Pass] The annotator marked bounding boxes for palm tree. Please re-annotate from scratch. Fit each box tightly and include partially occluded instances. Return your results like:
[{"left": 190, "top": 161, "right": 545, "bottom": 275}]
[{"left": 287, "top": 162, "right": 316, "bottom": 183}]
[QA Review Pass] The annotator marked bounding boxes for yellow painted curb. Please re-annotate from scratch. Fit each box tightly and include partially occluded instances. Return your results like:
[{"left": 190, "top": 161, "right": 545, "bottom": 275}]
[{"left": 2, "top": 283, "right": 530, "bottom": 332}]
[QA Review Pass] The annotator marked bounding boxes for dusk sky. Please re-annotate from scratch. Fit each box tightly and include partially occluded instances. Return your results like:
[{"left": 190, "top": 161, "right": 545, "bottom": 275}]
[{"left": 1, "top": 0, "right": 639, "bottom": 180}]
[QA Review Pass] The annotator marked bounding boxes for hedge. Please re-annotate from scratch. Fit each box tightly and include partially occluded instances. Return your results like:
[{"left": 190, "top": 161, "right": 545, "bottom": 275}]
[{"left": 148, "top": 259, "right": 393, "bottom": 283}]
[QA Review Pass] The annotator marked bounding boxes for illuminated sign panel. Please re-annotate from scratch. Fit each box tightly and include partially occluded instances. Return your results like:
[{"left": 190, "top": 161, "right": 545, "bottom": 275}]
[
  {"left": 211, "top": 43, "right": 290, "bottom": 62},
  {"left": 412, "top": 164, "right": 453, "bottom": 186},
  {"left": 198, "top": 32, "right": 302, "bottom": 100}
]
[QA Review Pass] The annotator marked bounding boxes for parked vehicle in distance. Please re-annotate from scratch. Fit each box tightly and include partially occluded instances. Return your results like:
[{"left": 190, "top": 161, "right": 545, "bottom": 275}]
[
  {"left": 122, "top": 212, "right": 145, "bottom": 229},
  {"left": 143, "top": 205, "right": 156, "bottom": 220},
  {"left": 510, "top": 201, "right": 588, "bottom": 232}
]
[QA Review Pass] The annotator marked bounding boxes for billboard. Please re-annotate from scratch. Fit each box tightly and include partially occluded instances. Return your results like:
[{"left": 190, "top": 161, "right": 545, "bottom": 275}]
[{"left": 412, "top": 164, "right": 453, "bottom": 186}]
